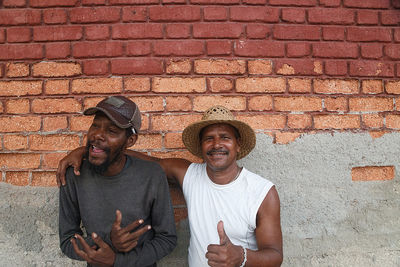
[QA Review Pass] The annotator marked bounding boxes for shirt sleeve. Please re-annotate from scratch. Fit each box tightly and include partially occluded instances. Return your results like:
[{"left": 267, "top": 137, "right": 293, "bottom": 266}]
[
  {"left": 58, "top": 168, "right": 94, "bottom": 261},
  {"left": 114, "top": 170, "right": 177, "bottom": 267}
]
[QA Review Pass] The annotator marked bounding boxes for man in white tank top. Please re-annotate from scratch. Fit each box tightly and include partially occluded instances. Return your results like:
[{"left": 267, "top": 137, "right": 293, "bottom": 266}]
[{"left": 58, "top": 105, "right": 283, "bottom": 267}]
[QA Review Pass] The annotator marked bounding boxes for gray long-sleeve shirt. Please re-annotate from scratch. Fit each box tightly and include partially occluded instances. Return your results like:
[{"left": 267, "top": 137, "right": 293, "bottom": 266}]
[{"left": 59, "top": 156, "right": 177, "bottom": 267}]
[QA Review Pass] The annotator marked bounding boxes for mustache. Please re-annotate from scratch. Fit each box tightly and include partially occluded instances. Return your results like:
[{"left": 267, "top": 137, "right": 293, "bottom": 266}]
[
  {"left": 86, "top": 141, "right": 110, "bottom": 153},
  {"left": 206, "top": 149, "right": 229, "bottom": 155}
]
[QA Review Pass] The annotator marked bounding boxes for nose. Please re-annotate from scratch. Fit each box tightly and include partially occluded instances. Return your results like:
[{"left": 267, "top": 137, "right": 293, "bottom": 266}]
[
  {"left": 211, "top": 137, "right": 222, "bottom": 149},
  {"left": 92, "top": 127, "right": 105, "bottom": 141}
]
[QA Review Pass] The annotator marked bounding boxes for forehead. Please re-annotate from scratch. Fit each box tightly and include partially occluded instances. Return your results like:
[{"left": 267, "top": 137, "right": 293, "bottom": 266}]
[
  {"left": 92, "top": 112, "right": 118, "bottom": 128},
  {"left": 201, "top": 123, "right": 237, "bottom": 135}
]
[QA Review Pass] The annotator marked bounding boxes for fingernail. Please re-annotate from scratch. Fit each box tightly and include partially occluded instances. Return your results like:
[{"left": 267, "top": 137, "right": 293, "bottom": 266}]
[
  {"left": 92, "top": 232, "right": 97, "bottom": 238},
  {"left": 139, "top": 219, "right": 143, "bottom": 224},
  {"left": 147, "top": 226, "right": 151, "bottom": 230}
]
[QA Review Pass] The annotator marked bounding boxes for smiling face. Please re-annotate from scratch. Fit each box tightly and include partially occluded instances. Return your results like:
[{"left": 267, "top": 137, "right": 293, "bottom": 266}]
[
  {"left": 86, "top": 112, "right": 136, "bottom": 176},
  {"left": 200, "top": 123, "right": 241, "bottom": 173}
]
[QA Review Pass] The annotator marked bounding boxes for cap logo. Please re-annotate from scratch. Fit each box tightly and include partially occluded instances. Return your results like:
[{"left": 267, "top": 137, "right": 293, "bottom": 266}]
[{"left": 105, "top": 96, "right": 125, "bottom": 108}]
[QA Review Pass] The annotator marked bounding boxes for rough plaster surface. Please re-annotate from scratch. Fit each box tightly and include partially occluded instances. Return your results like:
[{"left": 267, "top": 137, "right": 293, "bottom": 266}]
[{"left": 0, "top": 132, "right": 399, "bottom": 266}]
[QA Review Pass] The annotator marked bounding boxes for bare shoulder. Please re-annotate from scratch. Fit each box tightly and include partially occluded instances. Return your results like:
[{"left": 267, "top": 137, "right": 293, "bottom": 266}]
[{"left": 158, "top": 158, "right": 191, "bottom": 187}]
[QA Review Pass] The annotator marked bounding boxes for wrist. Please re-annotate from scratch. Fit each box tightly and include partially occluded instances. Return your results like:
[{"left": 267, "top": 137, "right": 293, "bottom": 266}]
[{"left": 239, "top": 246, "right": 247, "bottom": 267}]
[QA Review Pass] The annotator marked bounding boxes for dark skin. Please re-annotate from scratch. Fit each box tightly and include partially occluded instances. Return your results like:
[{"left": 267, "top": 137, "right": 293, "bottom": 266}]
[{"left": 57, "top": 123, "right": 283, "bottom": 267}]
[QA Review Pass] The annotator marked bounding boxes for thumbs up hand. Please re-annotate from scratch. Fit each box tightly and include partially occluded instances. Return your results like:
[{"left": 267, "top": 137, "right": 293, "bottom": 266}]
[{"left": 206, "top": 221, "right": 245, "bottom": 267}]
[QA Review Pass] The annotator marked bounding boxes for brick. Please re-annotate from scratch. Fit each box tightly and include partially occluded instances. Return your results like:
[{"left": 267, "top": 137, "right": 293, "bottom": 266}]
[
  {"left": 357, "top": 10, "right": 379, "bottom": 25},
  {"left": 288, "top": 78, "right": 311, "bottom": 93},
  {"left": 85, "top": 25, "right": 110, "bottom": 40},
  {"left": 3, "top": 0, "right": 26, "bottom": 7},
  {"left": 0, "top": 81, "right": 42, "bottom": 96},
  {"left": 70, "top": 7, "right": 120, "bottom": 23},
  {"left": 31, "top": 171, "right": 57, "bottom": 187},
  {"left": 45, "top": 43, "right": 71, "bottom": 59},
  {"left": 386, "top": 81, "right": 400, "bottom": 94},
  {"left": 5, "top": 172, "right": 29, "bottom": 186},
  {"left": 163, "top": 0, "right": 186, "bottom": 3},
  {"left": 319, "top": 0, "right": 341, "bottom": 7},
  {"left": 246, "top": 24, "right": 271, "bottom": 39},
  {"left": 362, "top": 114, "right": 384, "bottom": 128},
  {"left": 386, "top": 114, "right": 400, "bottom": 128},
  {"left": 153, "top": 78, "right": 206, "bottom": 93},
  {"left": 188, "top": 0, "right": 240, "bottom": 4},
  {"left": 269, "top": 0, "right": 316, "bottom": 5},
  {"left": 33, "top": 62, "right": 81, "bottom": 77},
  {"left": 165, "top": 133, "right": 185, "bottom": 149},
  {"left": 126, "top": 41, "right": 151, "bottom": 56},
  {"left": 347, "top": 27, "right": 391, "bottom": 42},
  {"left": 248, "top": 60, "right": 272, "bottom": 74},
  {"left": 154, "top": 41, "right": 204, "bottom": 56},
  {"left": 125, "top": 78, "right": 151, "bottom": 92},
  {"left": 287, "top": 43, "right": 311, "bottom": 58},
  {"left": 314, "top": 79, "right": 359, "bottom": 94},
  {"left": 70, "top": 115, "right": 93, "bottom": 131},
  {"left": 0, "top": 44, "right": 43, "bottom": 60},
  {"left": 0, "top": 9, "right": 41, "bottom": 25},
  {"left": 314, "top": 115, "right": 360, "bottom": 129},
  {"left": 344, "top": 0, "right": 390, "bottom": 8},
  {"left": 43, "top": 9, "right": 67, "bottom": 24},
  {"left": 4, "top": 135, "right": 28, "bottom": 150},
  {"left": 325, "top": 61, "right": 348, "bottom": 76},
  {"left": 308, "top": 9, "right": 354, "bottom": 24},
  {"left": 111, "top": 59, "right": 163, "bottom": 75},
  {"left": 194, "top": 59, "right": 245, "bottom": 74},
  {"left": 324, "top": 97, "right": 348, "bottom": 112},
  {"left": 151, "top": 114, "right": 201, "bottom": 131},
  {"left": 313, "top": 43, "right": 358, "bottom": 58},
  {"left": 287, "top": 114, "right": 312, "bottom": 129},
  {"left": 384, "top": 45, "right": 400, "bottom": 60},
  {"left": 112, "top": 24, "right": 163, "bottom": 39},
  {"left": 73, "top": 42, "right": 123, "bottom": 58},
  {"left": 166, "top": 24, "right": 191, "bottom": 39},
  {"left": 43, "top": 116, "right": 68, "bottom": 132},
  {"left": 236, "top": 78, "right": 286, "bottom": 93},
  {"left": 276, "top": 60, "right": 323, "bottom": 76},
  {"left": 248, "top": 96, "right": 273, "bottom": 111},
  {"left": 351, "top": 166, "right": 394, "bottom": 182},
  {"left": 209, "top": 78, "right": 233, "bottom": 92},
  {"left": 349, "top": 97, "right": 393, "bottom": 112},
  {"left": 72, "top": 78, "right": 122, "bottom": 94},
  {"left": 380, "top": 11, "right": 400, "bottom": 25},
  {"left": 42, "top": 152, "right": 68, "bottom": 169},
  {"left": 275, "top": 96, "right": 322, "bottom": 112},
  {"left": 243, "top": 0, "right": 267, "bottom": 3},
  {"left": 45, "top": 80, "right": 69, "bottom": 95},
  {"left": 234, "top": 41, "right": 284, "bottom": 57},
  {"left": 30, "top": 134, "right": 80, "bottom": 151},
  {"left": 206, "top": 41, "right": 232, "bottom": 56},
  {"left": 7, "top": 27, "right": 31, "bottom": 43},
  {"left": 281, "top": 8, "right": 306, "bottom": 23},
  {"left": 230, "top": 7, "right": 279, "bottom": 22},
  {"left": 360, "top": 44, "right": 383, "bottom": 59},
  {"left": 349, "top": 61, "right": 394, "bottom": 77},
  {"left": 275, "top": 132, "right": 302, "bottom": 145},
  {"left": 166, "top": 96, "right": 192, "bottom": 111},
  {"left": 0, "top": 153, "right": 40, "bottom": 168},
  {"left": 203, "top": 7, "right": 228, "bottom": 21},
  {"left": 32, "top": 98, "right": 82, "bottom": 114},
  {"left": 237, "top": 114, "right": 286, "bottom": 130},
  {"left": 193, "top": 96, "right": 246, "bottom": 111},
  {"left": 369, "top": 131, "right": 387, "bottom": 139},
  {"left": 6, "top": 63, "right": 29, "bottom": 77},
  {"left": 122, "top": 7, "right": 147, "bottom": 22},
  {"left": 149, "top": 6, "right": 201, "bottom": 21},
  {"left": 273, "top": 25, "right": 320, "bottom": 40},
  {"left": 0, "top": 29, "right": 5, "bottom": 43},
  {"left": 109, "top": 0, "right": 158, "bottom": 3},
  {"left": 173, "top": 207, "right": 188, "bottom": 223},
  {"left": 193, "top": 23, "right": 243, "bottom": 38},
  {"left": 6, "top": 99, "right": 30, "bottom": 114},
  {"left": 166, "top": 59, "right": 191, "bottom": 74},
  {"left": 130, "top": 96, "right": 164, "bottom": 112},
  {"left": 30, "top": 0, "right": 78, "bottom": 7},
  {"left": 83, "top": 60, "right": 109, "bottom": 76},
  {"left": 34, "top": 26, "right": 82, "bottom": 41},
  {"left": 322, "top": 27, "right": 345, "bottom": 41},
  {"left": 362, "top": 80, "right": 383, "bottom": 94}
]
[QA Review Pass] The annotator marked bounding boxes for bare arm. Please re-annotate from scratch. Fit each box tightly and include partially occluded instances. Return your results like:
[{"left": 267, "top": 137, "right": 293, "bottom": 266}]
[{"left": 246, "top": 186, "right": 283, "bottom": 266}]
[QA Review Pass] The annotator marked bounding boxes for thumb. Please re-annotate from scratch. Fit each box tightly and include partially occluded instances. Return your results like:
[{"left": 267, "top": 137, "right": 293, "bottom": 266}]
[
  {"left": 217, "top": 221, "right": 229, "bottom": 245},
  {"left": 73, "top": 164, "right": 81, "bottom": 176},
  {"left": 113, "top": 210, "right": 122, "bottom": 229}
]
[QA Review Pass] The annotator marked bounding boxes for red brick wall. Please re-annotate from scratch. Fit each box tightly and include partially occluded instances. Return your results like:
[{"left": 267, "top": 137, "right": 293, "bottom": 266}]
[{"left": 0, "top": 1, "right": 399, "bottom": 216}]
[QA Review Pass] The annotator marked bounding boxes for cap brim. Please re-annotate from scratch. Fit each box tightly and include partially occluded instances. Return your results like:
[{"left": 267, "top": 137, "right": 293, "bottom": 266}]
[{"left": 84, "top": 107, "right": 131, "bottom": 129}]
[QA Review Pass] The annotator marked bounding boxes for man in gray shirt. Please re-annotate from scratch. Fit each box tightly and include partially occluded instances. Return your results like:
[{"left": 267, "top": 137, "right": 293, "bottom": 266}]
[{"left": 59, "top": 96, "right": 177, "bottom": 266}]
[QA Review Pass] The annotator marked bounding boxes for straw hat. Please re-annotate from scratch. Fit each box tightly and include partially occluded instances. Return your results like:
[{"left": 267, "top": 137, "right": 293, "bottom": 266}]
[{"left": 182, "top": 106, "right": 256, "bottom": 159}]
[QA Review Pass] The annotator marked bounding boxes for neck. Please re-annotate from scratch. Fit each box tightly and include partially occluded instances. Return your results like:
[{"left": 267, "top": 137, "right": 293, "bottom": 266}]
[
  {"left": 206, "top": 163, "right": 242, "bottom": 185},
  {"left": 103, "top": 154, "right": 127, "bottom": 177}
]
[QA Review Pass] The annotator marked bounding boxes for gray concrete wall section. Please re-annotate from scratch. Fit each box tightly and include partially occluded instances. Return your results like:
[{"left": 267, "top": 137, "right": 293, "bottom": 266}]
[{"left": 1, "top": 132, "right": 399, "bottom": 266}]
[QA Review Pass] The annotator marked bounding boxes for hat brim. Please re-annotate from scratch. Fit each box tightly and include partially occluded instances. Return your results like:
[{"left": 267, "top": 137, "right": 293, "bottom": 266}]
[
  {"left": 182, "top": 119, "right": 256, "bottom": 160},
  {"left": 84, "top": 107, "right": 131, "bottom": 129}
]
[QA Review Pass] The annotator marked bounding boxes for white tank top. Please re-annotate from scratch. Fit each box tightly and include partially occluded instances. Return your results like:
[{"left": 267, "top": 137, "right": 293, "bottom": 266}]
[{"left": 182, "top": 163, "right": 274, "bottom": 267}]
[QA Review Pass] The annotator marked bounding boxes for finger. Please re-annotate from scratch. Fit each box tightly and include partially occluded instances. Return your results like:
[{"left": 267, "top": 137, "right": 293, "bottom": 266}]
[
  {"left": 74, "top": 234, "right": 93, "bottom": 253},
  {"left": 121, "top": 224, "right": 150, "bottom": 244},
  {"left": 206, "top": 244, "right": 221, "bottom": 255},
  {"left": 119, "top": 241, "right": 138, "bottom": 252},
  {"left": 123, "top": 218, "right": 144, "bottom": 233},
  {"left": 112, "top": 210, "right": 122, "bottom": 231},
  {"left": 71, "top": 237, "right": 88, "bottom": 261},
  {"left": 217, "top": 221, "right": 228, "bottom": 245},
  {"left": 73, "top": 164, "right": 81, "bottom": 176},
  {"left": 92, "top": 232, "right": 109, "bottom": 249}
]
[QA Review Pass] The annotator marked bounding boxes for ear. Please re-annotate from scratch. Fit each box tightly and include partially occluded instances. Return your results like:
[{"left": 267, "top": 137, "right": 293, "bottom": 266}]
[
  {"left": 126, "top": 134, "right": 137, "bottom": 148},
  {"left": 236, "top": 137, "right": 241, "bottom": 153}
]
